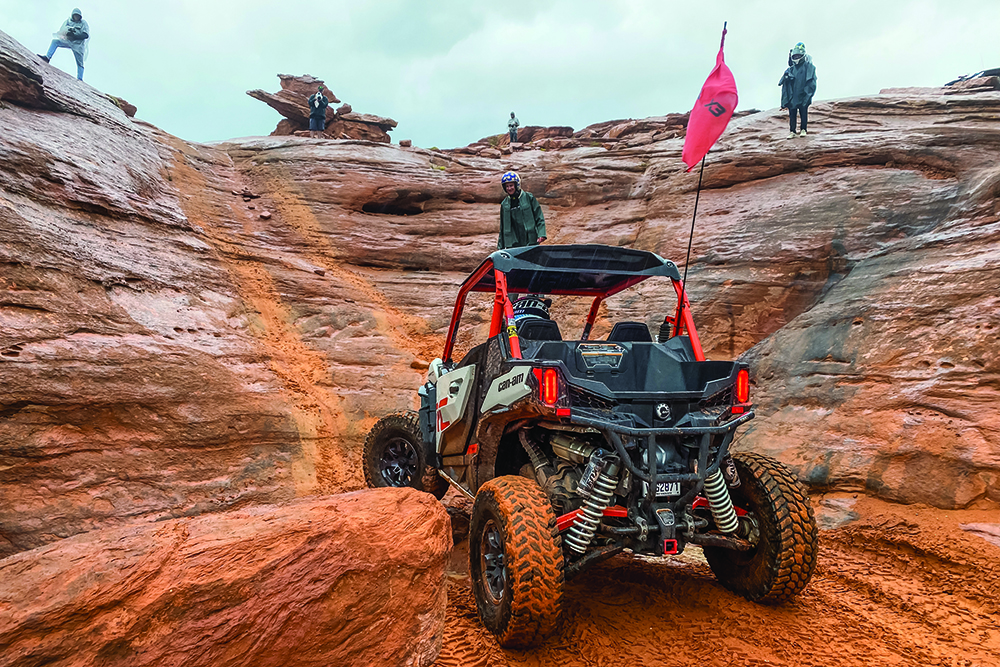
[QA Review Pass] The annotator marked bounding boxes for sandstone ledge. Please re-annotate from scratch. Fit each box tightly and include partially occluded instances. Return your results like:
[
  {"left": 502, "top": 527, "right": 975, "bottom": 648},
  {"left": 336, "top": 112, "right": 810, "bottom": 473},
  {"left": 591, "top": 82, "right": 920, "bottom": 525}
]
[{"left": 0, "top": 488, "right": 450, "bottom": 667}]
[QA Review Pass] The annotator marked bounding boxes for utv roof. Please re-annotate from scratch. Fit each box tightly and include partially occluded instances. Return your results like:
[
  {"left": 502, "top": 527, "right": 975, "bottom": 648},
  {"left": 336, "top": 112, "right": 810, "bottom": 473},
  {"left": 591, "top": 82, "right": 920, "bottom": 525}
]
[{"left": 467, "top": 244, "right": 682, "bottom": 296}]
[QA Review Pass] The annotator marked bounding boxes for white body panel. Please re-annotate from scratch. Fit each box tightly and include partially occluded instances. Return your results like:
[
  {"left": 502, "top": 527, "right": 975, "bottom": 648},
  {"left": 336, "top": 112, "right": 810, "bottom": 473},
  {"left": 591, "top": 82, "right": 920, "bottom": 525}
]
[
  {"left": 481, "top": 367, "right": 532, "bottom": 414},
  {"left": 435, "top": 366, "right": 476, "bottom": 454}
]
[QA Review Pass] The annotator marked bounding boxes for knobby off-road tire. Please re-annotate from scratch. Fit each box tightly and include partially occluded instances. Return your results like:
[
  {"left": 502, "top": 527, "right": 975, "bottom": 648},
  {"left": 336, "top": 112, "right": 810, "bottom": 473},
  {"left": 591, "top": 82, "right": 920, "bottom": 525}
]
[
  {"left": 703, "top": 452, "right": 818, "bottom": 603},
  {"left": 363, "top": 411, "right": 448, "bottom": 500},
  {"left": 470, "top": 476, "right": 565, "bottom": 648}
]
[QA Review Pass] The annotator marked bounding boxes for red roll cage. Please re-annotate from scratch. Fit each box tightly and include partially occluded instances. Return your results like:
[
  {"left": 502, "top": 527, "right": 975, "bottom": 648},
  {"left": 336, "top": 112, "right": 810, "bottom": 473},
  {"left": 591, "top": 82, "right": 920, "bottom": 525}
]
[{"left": 441, "top": 244, "right": 705, "bottom": 364}]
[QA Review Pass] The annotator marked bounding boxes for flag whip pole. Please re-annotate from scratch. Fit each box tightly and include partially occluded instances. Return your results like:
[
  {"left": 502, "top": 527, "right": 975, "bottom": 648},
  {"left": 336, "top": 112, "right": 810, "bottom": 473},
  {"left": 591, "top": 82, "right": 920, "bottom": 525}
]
[{"left": 681, "top": 156, "right": 706, "bottom": 291}]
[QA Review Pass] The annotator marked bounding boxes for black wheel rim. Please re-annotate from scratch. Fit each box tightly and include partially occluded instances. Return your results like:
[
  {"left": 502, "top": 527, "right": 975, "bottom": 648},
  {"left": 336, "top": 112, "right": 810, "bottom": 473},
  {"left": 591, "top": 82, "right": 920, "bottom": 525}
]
[
  {"left": 480, "top": 519, "right": 507, "bottom": 603},
  {"left": 379, "top": 436, "right": 418, "bottom": 487}
]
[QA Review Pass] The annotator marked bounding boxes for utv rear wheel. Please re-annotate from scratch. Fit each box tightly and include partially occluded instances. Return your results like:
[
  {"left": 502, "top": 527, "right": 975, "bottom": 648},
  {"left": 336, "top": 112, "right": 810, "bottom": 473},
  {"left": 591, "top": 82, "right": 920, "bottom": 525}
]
[
  {"left": 703, "top": 452, "right": 818, "bottom": 603},
  {"left": 469, "top": 476, "right": 564, "bottom": 648},
  {"left": 363, "top": 411, "right": 448, "bottom": 499}
]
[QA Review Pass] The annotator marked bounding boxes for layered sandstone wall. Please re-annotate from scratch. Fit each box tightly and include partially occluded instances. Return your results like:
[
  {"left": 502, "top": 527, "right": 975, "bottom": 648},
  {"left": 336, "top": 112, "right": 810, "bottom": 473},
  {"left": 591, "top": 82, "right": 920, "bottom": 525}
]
[{"left": 1, "top": 28, "right": 998, "bottom": 558}]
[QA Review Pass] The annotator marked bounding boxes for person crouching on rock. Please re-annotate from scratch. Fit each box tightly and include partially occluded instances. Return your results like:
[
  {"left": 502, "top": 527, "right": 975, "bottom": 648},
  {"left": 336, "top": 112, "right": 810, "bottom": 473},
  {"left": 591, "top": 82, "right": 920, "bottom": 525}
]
[
  {"left": 779, "top": 42, "right": 817, "bottom": 138},
  {"left": 39, "top": 8, "right": 89, "bottom": 81},
  {"left": 308, "top": 85, "right": 329, "bottom": 138},
  {"left": 498, "top": 171, "right": 546, "bottom": 250}
]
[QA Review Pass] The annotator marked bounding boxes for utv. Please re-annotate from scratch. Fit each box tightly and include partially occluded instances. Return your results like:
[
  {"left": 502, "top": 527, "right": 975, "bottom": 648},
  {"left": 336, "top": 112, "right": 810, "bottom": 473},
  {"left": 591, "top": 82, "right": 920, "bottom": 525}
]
[{"left": 363, "top": 244, "right": 818, "bottom": 647}]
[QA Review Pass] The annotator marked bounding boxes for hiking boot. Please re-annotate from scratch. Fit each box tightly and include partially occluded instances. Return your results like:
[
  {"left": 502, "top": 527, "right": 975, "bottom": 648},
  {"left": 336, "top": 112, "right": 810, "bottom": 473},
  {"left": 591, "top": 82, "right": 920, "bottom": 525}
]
[
  {"left": 38, "top": 54, "right": 50, "bottom": 63},
  {"left": 787, "top": 131, "right": 797, "bottom": 139},
  {"left": 799, "top": 129, "right": 808, "bottom": 137}
]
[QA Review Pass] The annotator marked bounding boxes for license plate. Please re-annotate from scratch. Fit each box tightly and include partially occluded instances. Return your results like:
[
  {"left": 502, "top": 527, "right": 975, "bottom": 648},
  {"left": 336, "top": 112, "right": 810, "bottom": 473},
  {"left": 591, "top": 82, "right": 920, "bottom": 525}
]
[
  {"left": 656, "top": 481, "right": 681, "bottom": 497},
  {"left": 644, "top": 481, "right": 681, "bottom": 497}
]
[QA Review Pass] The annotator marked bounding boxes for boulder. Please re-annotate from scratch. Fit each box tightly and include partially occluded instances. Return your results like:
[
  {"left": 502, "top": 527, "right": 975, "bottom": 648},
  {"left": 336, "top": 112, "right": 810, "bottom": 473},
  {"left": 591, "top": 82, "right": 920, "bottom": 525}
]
[
  {"left": 512, "top": 125, "right": 573, "bottom": 144},
  {"left": 0, "top": 488, "right": 450, "bottom": 667},
  {"left": 339, "top": 111, "right": 398, "bottom": 131},
  {"left": 247, "top": 74, "right": 395, "bottom": 141},
  {"left": 277, "top": 73, "right": 340, "bottom": 102},
  {"left": 106, "top": 94, "right": 137, "bottom": 118},
  {"left": 273, "top": 118, "right": 301, "bottom": 135},
  {"left": 246, "top": 87, "right": 320, "bottom": 125},
  {"left": 944, "top": 76, "right": 1000, "bottom": 94}
]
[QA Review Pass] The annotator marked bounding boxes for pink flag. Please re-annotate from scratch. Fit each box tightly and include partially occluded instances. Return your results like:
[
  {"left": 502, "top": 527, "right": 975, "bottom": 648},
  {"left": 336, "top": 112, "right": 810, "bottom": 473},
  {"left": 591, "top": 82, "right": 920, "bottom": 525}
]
[{"left": 681, "top": 25, "right": 738, "bottom": 171}]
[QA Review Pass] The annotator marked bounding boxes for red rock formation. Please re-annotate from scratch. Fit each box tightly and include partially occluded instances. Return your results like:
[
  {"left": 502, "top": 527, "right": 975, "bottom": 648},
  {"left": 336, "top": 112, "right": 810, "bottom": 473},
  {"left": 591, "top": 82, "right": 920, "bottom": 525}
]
[
  {"left": 248, "top": 74, "right": 396, "bottom": 142},
  {"left": 1, "top": 24, "right": 998, "bottom": 566},
  {"left": 106, "top": 94, "right": 137, "bottom": 118},
  {"left": 944, "top": 75, "right": 1000, "bottom": 94},
  {"left": 451, "top": 115, "right": 692, "bottom": 155},
  {"left": 0, "top": 488, "right": 450, "bottom": 667}
]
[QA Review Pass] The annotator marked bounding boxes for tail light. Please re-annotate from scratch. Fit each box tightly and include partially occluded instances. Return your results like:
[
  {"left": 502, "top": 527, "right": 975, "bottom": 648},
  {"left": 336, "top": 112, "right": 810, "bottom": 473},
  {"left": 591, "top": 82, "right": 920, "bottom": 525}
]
[
  {"left": 541, "top": 368, "right": 559, "bottom": 405},
  {"left": 532, "top": 367, "right": 563, "bottom": 407},
  {"left": 735, "top": 368, "right": 750, "bottom": 404}
]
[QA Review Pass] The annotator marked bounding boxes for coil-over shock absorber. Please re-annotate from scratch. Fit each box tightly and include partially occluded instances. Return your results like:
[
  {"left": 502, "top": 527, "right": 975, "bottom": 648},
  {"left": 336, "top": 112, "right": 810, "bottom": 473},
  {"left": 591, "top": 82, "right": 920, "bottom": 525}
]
[
  {"left": 565, "top": 451, "right": 620, "bottom": 554},
  {"left": 703, "top": 468, "right": 739, "bottom": 534}
]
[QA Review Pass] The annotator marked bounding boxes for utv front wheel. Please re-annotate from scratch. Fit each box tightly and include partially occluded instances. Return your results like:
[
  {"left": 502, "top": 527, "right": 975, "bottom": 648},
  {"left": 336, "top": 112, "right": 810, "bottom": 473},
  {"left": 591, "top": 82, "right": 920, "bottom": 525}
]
[
  {"left": 470, "top": 476, "right": 564, "bottom": 648},
  {"left": 703, "top": 452, "right": 818, "bottom": 602},
  {"left": 363, "top": 411, "right": 448, "bottom": 499}
]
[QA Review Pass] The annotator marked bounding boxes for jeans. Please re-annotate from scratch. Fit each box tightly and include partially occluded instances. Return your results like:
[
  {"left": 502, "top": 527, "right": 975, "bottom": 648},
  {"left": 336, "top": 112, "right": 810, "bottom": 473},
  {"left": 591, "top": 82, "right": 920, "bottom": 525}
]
[
  {"left": 509, "top": 129, "right": 517, "bottom": 143},
  {"left": 46, "top": 39, "right": 84, "bottom": 80},
  {"left": 788, "top": 106, "right": 808, "bottom": 132}
]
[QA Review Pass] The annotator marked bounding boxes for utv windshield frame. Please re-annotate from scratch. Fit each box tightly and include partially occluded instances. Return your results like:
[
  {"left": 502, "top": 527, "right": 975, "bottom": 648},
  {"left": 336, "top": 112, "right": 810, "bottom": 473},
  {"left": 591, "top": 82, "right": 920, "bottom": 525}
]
[{"left": 442, "top": 244, "right": 706, "bottom": 364}]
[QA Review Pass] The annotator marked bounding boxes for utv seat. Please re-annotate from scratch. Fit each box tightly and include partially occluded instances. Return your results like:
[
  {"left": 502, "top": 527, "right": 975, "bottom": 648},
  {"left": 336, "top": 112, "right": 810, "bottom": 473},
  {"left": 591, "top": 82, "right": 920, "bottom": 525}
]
[
  {"left": 517, "top": 318, "right": 562, "bottom": 341},
  {"left": 608, "top": 321, "right": 652, "bottom": 342}
]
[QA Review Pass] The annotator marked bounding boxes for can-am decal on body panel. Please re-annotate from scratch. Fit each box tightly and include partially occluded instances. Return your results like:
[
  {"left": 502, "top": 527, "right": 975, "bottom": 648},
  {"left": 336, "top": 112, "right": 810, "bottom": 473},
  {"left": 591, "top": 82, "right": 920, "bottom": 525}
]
[{"left": 481, "top": 366, "right": 532, "bottom": 413}]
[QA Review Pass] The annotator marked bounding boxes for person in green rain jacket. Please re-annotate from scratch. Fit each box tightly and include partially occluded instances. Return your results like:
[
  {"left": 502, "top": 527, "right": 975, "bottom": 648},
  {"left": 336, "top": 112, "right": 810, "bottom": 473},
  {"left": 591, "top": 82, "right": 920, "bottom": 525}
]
[{"left": 498, "top": 171, "right": 546, "bottom": 250}]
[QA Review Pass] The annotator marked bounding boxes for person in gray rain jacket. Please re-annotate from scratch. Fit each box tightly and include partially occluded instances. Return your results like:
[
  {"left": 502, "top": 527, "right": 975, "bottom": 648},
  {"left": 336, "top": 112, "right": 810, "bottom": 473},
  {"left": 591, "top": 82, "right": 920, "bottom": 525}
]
[
  {"left": 779, "top": 42, "right": 817, "bottom": 138},
  {"left": 498, "top": 171, "right": 546, "bottom": 250},
  {"left": 39, "top": 8, "right": 89, "bottom": 81},
  {"left": 308, "top": 85, "right": 329, "bottom": 138},
  {"left": 508, "top": 112, "right": 519, "bottom": 143}
]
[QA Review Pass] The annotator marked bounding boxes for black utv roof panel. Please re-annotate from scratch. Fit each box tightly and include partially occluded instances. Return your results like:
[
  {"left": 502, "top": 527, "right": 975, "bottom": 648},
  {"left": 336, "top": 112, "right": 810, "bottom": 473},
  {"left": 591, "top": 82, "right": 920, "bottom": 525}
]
[{"left": 470, "top": 244, "right": 682, "bottom": 296}]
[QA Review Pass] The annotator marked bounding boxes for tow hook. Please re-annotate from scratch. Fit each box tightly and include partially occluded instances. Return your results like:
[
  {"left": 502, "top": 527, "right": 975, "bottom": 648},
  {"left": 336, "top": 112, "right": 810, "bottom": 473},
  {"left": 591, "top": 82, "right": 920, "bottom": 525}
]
[{"left": 654, "top": 507, "right": 678, "bottom": 555}]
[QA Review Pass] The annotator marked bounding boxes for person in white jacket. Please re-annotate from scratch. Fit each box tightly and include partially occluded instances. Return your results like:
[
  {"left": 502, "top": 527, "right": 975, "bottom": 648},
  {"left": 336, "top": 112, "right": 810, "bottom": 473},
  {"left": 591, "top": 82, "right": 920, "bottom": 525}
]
[{"left": 39, "top": 8, "right": 90, "bottom": 81}]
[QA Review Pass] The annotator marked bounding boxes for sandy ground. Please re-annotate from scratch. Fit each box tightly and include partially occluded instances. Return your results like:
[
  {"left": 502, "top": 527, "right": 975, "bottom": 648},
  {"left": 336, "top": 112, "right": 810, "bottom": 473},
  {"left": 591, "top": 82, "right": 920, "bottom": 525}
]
[{"left": 435, "top": 494, "right": 1000, "bottom": 667}]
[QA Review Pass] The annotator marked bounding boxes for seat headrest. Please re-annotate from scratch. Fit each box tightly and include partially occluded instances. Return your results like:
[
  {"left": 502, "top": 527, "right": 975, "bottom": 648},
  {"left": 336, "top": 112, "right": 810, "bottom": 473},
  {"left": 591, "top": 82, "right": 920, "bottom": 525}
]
[
  {"left": 608, "top": 321, "right": 652, "bottom": 342},
  {"left": 517, "top": 318, "right": 562, "bottom": 341}
]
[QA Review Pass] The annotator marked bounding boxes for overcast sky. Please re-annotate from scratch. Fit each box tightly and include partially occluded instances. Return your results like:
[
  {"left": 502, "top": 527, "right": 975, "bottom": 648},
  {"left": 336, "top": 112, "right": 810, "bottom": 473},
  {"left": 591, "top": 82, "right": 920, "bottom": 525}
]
[{"left": 3, "top": 1, "right": 997, "bottom": 147}]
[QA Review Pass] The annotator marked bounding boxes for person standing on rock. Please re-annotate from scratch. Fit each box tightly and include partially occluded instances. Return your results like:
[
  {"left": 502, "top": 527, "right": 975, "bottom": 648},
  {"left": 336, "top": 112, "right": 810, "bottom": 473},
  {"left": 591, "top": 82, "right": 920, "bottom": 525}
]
[
  {"left": 779, "top": 42, "right": 817, "bottom": 138},
  {"left": 308, "top": 85, "right": 329, "bottom": 138},
  {"left": 39, "top": 8, "right": 89, "bottom": 81},
  {"left": 498, "top": 171, "right": 546, "bottom": 250},
  {"left": 508, "top": 112, "right": 520, "bottom": 144}
]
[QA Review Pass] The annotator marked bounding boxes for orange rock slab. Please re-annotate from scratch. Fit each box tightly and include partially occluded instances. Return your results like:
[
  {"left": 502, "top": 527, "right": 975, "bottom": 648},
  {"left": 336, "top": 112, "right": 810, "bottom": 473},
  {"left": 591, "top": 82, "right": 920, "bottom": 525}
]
[{"left": 0, "top": 488, "right": 450, "bottom": 667}]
